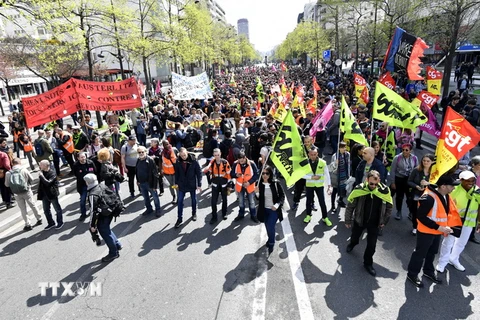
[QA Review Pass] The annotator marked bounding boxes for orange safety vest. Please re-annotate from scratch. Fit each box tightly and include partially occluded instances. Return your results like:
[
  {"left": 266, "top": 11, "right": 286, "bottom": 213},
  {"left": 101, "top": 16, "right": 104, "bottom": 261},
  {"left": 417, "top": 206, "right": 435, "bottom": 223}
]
[
  {"left": 13, "top": 131, "right": 19, "bottom": 143},
  {"left": 235, "top": 161, "right": 256, "bottom": 193},
  {"left": 162, "top": 152, "right": 176, "bottom": 175},
  {"left": 209, "top": 159, "right": 231, "bottom": 180},
  {"left": 20, "top": 139, "right": 33, "bottom": 152},
  {"left": 60, "top": 132, "right": 74, "bottom": 154},
  {"left": 417, "top": 190, "right": 462, "bottom": 235}
]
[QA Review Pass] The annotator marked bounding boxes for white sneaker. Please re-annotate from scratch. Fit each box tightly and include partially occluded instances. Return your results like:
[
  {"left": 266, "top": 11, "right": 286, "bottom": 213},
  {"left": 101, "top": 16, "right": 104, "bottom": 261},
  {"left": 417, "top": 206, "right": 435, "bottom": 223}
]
[
  {"left": 411, "top": 229, "right": 417, "bottom": 235},
  {"left": 449, "top": 260, "right": 465, "bottom": 272},
  {"left": 436, "top": 264, "right": 445, "bottom": 273}
]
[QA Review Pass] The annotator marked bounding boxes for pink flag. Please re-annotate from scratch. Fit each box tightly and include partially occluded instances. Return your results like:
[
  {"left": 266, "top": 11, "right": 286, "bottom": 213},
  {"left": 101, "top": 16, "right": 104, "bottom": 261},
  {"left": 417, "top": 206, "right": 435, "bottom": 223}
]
[
  {"left": 272, "top": 65, "right": 277, "bottom": 72},
  {"left": 155, "top": 80, "right": 161, "bottom": 94},
  {"left": 419, "top": 107, "right": 441, "bottom": 137},
  {"left": 138, "top": 79, "right": 146, "bottom": 96},
  {"left": 310, "top": 101, "right": 333, "bottom": 137}
]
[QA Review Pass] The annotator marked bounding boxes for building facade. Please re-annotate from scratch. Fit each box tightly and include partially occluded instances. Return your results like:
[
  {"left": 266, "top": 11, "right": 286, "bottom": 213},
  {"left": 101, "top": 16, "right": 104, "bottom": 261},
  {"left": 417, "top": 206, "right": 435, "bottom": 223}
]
[{"left": 237, "top": 18, "right": 249, "bottom": 41}]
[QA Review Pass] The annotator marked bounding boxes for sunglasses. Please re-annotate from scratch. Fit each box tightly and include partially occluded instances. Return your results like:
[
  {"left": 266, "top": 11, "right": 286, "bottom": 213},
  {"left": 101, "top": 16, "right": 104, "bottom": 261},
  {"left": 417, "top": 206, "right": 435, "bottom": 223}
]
[{"left": 262, "top": 172, "right": 270, "bottom": 176}]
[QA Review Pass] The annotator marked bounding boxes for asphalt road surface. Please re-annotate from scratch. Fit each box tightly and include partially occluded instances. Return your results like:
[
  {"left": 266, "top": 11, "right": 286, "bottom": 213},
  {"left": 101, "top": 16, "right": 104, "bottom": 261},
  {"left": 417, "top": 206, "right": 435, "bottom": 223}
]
[{"left": 0, "top": 146, "right": 479, "bottom": 320}]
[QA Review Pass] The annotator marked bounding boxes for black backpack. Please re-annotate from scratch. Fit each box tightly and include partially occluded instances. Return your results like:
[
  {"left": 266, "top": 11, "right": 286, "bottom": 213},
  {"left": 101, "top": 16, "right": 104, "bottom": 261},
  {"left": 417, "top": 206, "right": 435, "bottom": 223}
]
[
  {"left": 34, "top": 139, "right": 44, "bottom": 156},
  {"left": 203, "top": 137, "right": 214, "bottom": 158},
  {"left": 219, "top": 138, "right": 234, "bottom": 159},
  {"left": 90, "top": 184, "right": 124, "bottom": 220}
]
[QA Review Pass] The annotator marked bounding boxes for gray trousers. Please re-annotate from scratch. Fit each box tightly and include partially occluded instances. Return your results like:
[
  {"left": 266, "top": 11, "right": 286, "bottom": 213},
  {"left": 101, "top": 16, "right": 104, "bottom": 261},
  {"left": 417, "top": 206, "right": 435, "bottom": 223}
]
[{"left": 16, "top": 190, "right": 41, "bottom": 226}]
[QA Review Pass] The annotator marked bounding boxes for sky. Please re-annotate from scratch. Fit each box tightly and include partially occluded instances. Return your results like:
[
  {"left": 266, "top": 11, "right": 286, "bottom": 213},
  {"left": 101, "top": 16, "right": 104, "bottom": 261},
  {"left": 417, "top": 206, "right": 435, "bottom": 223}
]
[{"left": 216, "top": 0, "right": 307, "bottom": 53}]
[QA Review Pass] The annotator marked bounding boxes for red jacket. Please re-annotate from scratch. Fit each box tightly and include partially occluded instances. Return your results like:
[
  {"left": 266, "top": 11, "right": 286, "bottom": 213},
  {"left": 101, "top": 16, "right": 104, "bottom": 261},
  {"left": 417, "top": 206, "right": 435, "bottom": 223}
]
[{"left": 0, "top": 151, "right": 11, "bottom": 170}]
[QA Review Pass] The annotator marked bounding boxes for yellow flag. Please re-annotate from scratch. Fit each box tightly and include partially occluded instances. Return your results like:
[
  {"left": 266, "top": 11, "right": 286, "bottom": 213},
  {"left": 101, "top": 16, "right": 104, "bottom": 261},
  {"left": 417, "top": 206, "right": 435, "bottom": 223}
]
[
  {"left": 299, "top": 101, "right": 306, "bottom": 118},
  {"left": 340, "top": 96, "right": 368, "bottom": 146},
  {"left": 273, "top": 104, "right": 287, "bottom": 122},
  {"left": 373, "top": 82, "right": 427, "bottom": 129},
  {"left": 269, "top": 110, "right": 311, "bottom": 187}
]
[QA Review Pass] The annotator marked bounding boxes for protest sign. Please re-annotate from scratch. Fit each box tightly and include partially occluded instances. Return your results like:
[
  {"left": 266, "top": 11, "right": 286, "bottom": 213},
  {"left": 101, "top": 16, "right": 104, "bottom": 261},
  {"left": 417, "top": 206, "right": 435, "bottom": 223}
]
[{"left": 172, "top": 72, "right": 213, "bottom": 100}]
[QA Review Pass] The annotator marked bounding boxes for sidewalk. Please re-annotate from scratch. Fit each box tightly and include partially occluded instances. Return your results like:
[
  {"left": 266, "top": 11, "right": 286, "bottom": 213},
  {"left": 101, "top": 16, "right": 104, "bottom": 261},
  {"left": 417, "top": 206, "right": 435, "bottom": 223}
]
[{"left": 0, "top": 112, "right": 106, "bottom": 234}]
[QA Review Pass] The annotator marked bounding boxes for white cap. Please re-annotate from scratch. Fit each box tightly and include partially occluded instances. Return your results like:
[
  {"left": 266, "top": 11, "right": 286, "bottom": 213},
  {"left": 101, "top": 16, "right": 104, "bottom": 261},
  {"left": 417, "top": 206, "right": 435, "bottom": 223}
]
[{"left": 459, "top": 171, "right": 476, "bottom": 180}]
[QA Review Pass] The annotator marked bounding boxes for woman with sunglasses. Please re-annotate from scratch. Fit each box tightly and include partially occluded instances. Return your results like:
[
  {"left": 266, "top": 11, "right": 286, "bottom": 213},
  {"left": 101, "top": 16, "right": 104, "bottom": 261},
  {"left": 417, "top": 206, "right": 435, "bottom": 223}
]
[
  {"left": 256, "top": 165, "right": 286, "bottom": 254},
  {"left": 407, "top": 154, "right": 434, "bottom": 235}
]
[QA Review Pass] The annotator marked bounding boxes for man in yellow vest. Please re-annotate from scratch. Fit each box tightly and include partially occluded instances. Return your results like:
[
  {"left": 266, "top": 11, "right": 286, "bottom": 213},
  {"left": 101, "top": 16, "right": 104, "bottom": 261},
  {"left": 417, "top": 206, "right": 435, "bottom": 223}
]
[
  {"left": 232, "top": 152, "right": 259, "bottom": 223},
  {"left": 303, "top": 147, "right": 332, "bottom": 226},
  {"left": 407, "top": 175, "right": 463, "bottom": 288},
  {"left": 437, "top": 171, "right": 480, "bottom": 273}
]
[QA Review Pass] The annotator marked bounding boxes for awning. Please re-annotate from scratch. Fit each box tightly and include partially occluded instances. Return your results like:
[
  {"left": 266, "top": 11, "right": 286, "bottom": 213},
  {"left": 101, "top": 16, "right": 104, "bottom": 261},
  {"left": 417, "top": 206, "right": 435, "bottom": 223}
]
[{"left": 456, "top": 45, "right": 480, "bottom": 53}]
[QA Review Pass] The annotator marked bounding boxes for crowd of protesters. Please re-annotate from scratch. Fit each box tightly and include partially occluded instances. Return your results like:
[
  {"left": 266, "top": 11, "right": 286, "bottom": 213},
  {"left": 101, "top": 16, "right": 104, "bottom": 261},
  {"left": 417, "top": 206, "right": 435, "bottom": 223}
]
[{"left": 0, "top": 63, "right": 479, "bottom": 284}]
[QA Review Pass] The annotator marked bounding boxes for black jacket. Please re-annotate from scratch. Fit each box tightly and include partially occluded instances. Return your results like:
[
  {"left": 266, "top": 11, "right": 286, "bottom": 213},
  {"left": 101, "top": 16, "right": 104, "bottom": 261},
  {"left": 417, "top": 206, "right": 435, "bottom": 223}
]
[
  {"left": 73, "top": 160, "right": 97, "bottom": 193},
  {"left": 37, "top": 169, "right": 59, "bottom": 201},
  {"left": 135, "top": 156, "right": 159, "bottom": 189},
  {"left": 174, "top": 153, "right": 202, "bottom": 192},
  {"left": 257, "top": 180, "right": 286, "bottom": 223},
  {"left": 355, "top": 158, "right": 387, "bottom": 186}
]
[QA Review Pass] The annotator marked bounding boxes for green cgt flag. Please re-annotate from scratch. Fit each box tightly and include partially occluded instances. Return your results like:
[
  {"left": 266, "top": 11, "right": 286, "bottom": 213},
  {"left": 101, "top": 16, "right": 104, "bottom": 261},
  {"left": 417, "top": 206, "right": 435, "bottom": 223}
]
[
  {"left": 269, "top": 110, "right": 310, "bottom": 187},
  {"left": 373, "top": 82, "right": 427, "bottom": 129},
  {"left": 340, "top": 96, "right": 368, "bottom": 146}
]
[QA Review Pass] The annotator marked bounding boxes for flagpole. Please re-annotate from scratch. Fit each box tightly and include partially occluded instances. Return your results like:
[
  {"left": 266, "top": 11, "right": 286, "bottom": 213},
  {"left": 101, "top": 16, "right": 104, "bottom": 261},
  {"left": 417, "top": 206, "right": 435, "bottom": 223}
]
[
  {"left": 383, "top": 126, "right": 389, "bottom": 155},
  {"left": 369, "top": 120, "right": 374, "bottom": 146},
  {"left": 256, "top": 149, "right": 273, "bottom": 187}
]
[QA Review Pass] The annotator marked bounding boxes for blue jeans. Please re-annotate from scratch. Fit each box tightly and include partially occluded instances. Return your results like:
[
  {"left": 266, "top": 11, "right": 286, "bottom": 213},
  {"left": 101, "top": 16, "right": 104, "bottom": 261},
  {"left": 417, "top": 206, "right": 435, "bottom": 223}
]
[
  {"left": 238, "top": 189, "right": 256, "bottom": 217},
  {"left": 97, "top": 216, "right": 121, "bottom": 257},
  {"left": 80, "top": 186, "right": 88, "bottom": 217},
  {"left": 177, "top": 190, "right": 197, "bottom": 219},
  {"left": 264, "top": 208, "right": 278, "bottom": 248},
  {"left": 139, "top": 182, "right": 160, "bottom": 212},
  {"left": 138, "top": 133, "right": 146, "bottom": 146},
  {"left": 42, "top": 197, "right": 63, "bottom": 225}
]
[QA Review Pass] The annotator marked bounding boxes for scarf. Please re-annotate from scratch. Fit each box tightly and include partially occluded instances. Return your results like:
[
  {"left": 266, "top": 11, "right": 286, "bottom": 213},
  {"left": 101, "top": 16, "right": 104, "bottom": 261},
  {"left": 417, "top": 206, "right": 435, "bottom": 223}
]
[
  {"left": 162, "top": 146, "right": 172, "bottom": 159},
  {"left": 348, "top": 182, "right": 393, "bottom": 205}
]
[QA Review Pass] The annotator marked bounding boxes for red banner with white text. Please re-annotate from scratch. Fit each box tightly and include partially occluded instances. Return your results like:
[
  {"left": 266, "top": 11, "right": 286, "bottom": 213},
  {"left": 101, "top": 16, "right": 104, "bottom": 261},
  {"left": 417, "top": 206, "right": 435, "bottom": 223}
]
[{"left": 22, "top": 77, "right": 142, "bottom": 128}]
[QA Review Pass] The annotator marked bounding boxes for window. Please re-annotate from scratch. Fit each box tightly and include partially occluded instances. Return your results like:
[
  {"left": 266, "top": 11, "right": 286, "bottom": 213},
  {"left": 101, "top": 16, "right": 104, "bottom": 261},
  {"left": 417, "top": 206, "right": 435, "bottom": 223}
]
[{"left": 38, "top": 27, "right": 46, "bottom": 35}]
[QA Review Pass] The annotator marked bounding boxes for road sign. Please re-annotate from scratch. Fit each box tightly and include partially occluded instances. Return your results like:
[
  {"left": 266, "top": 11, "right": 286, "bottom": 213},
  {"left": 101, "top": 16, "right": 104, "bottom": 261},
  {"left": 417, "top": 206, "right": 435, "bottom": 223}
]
[
  {"left": 335, "top": 59, "right": 342, "bottom": 66},
  {"left": 323, "top": 50, "right": 331, "bottom": 61}
]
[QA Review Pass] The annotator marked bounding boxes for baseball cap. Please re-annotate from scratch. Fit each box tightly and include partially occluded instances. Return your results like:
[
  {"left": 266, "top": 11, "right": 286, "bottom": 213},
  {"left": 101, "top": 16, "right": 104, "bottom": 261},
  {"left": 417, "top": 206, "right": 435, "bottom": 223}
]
[
  {"left": 128, "top": 135, "right": 136, "bottom": 141},
  {"left": 459, "top": 171, "right": 476, "bottom": 180},
  {"left": 436, "top": 175, "right": 460, "bottom": 186}
]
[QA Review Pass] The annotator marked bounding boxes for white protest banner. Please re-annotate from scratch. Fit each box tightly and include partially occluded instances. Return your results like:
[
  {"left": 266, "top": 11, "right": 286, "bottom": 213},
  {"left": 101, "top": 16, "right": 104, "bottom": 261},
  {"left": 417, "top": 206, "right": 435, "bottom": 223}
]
[{"left": 172, "top": 72, "right": 213, "bottom": 100}]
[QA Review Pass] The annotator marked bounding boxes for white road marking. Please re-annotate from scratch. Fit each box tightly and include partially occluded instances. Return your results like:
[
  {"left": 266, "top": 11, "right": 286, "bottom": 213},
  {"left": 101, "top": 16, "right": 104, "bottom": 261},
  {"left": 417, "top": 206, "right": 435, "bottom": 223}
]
[
  {"left": 252, "top": 227, "right": 267, "bottom": 320},
  {"left": 281, "top": 217, "right": 315, "bottom": 320},
  {"left": 0, "top": 194, "right": 76, "bottom": 238}
]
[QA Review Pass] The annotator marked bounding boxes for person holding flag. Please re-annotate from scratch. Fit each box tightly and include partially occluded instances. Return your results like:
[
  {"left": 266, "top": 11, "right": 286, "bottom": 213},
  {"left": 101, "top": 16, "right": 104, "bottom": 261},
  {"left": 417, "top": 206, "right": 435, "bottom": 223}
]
[
  {"left": 436, "top": 170, "right": 480, "bottom": 273},
  {"left": 303, "top": 147, "right": 333, "bottom": 226},
  {"left": 406, "top": 175, "right": 462, "bottom": 288}
]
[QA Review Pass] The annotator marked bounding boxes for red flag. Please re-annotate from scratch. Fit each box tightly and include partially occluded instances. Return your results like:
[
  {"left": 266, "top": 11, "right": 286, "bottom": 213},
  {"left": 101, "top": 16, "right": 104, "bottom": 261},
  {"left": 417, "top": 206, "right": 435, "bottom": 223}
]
[
  {"left": 307, "top": 98, "right": 317, "bottom": 115},
  {"left": 279, "top": 76, "right": 286, "bottom": 85},
  {"left": 313, "top": 77, "right": 321, "bottom": 91},
  {"left": 378, "top": 72, "right": 396, "bottom": 90},
  {"left": 430, "top": 107, "right": 480, "bottom": 183},
  {"left": 281, "top": 62, "right": 287, "bottom": 72},
  {"left": 414, "top": 91, "right": 439, "bottom": 109},
  {"left": 256, "top": 101, "right": 262, "bottom": 116},
  {"left": 360, "top": 86, "right": 370, "bottom": 104}
]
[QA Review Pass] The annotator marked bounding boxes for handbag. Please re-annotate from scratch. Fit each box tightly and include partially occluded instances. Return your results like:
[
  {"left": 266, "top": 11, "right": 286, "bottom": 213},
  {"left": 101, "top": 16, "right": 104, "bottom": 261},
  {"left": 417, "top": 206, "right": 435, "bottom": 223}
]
[{"left": 328, "top": 162, "right": 338, "bottom": 188}]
